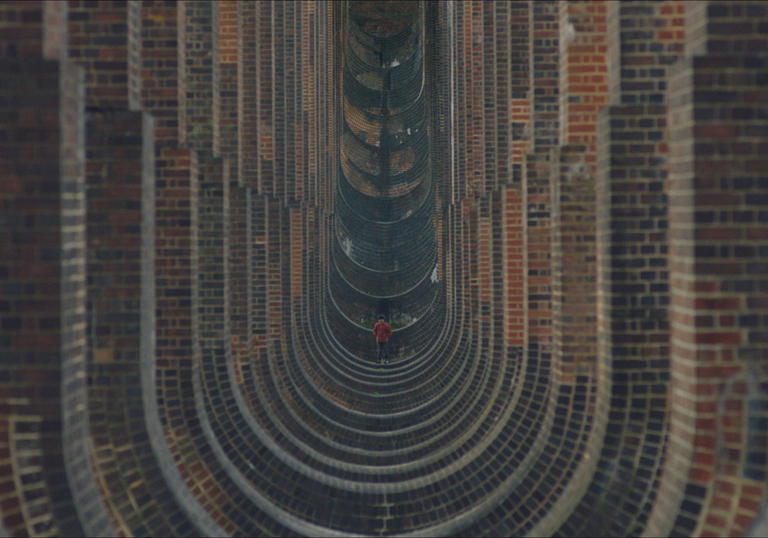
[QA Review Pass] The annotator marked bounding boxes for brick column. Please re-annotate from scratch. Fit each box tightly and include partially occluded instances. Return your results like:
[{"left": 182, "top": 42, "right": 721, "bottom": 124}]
[
  {"left": 140, "top": 0, "right": 199, "bottom": 376},
  {"left": 553, "top": 1, "right": 687, "bottom": 533},
  {"left": 256, "top": 2, "right": 275, "bottom": 196},
  {"left": 503, "top": 189, "right": 525, "bottom": 349},
  {"left": 67, "top": 2, "right": 192, "bottom": 532},
  {"left": 236, "top": 1, "right": 257, "bottom": 190},
  {"left": 0, "top": 1, "right": 106, "bottom": 535},
  {"left": 68, "top": 0, "right": 141, "bottom": 109},
  {"left": 301, "top": 1, "right": 319, "bottom": 205},
  {"left": 532, "top": 2, "right": 609, "bottom": 533},
  {"left": 217, "top": 0, "right": 249, "bottom": 383},
  {"left": 138, "top": 3, "right": 224, "bottom": 534},
  {"left": 551, "top": 0, "right": 607, "bottom": 387},
  {"left": 646, "top": 2, "right": 768, "bottom": 536},
  {"left": 181, "top": 0, "right": 228, "bottom": 377},
  {"left": 249, "top": 194, "right": 268, "bottom": 363},
  {"left": 524, "top": 0, "right": 559, "bottom": 361},
  {"left": 266, "top": 198, "right": 285, "bottom": 342}
]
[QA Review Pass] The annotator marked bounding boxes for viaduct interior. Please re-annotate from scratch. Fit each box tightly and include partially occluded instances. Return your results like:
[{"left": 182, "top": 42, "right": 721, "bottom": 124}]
[{"left": 1, "top": 0, "right": 768, "bottom": 536}]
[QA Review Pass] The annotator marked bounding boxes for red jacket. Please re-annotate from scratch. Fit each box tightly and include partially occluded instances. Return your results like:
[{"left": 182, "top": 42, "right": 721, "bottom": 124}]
[{"left": 373, "top": 320, "right": 392, "bottom": 343}]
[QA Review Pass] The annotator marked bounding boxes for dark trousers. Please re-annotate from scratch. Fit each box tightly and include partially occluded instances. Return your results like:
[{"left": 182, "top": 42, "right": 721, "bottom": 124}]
[{"left": 377, "top": 342, "right": 388, "bottom": 362}]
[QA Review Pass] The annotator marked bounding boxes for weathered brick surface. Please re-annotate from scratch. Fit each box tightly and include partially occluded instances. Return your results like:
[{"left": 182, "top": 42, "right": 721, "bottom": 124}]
[
  {"left": 684, "top": 0, "right": 768, "bottom": 57},
  {"left": 228, "top": 181, "right": 249, "bottom": 380},
  {"left": 0, "top": 2, "right": 118, "bottom": 535},
  {"left": 68, "top": 0, "right": 141, "bottom": 110},
  {"left": 181, "top": 0, "right": 216, "bottom": 151},
  {"left": 524, "top": 153, "right": 553, "bottom": 347},
  {"left": 0, "top": 53, "right": 89, "bottom": 538},
  {"left": 248, "top": 193, "right": 268, "bottom": 366},
  {"left": 217, "top": 0, "right": 237, "bottom": 161},
  {"left": 646, "top": 4, "right": 768, "bottom": 534},
  {"left": 451, "top": 2, "right": 529, "bottom": 196},
  {"left": 0, "top": 0, "right": 68, "bottom": 61},
  {"left": 198, "top": 154, "right": 228, "bottom": 375},
  {"left": 524, "top": 0, "right": 558, "bottom": 357},
  {"left": 552, "top": 3, "right": 686, "bottom": 534},
  {"left": 83, "top": 111, "right": 197, "bottom": 537},
  {"left": 550, "top": 145, "right": 597, "bottom": 384},
  {"left": 558, "top": 0, "right": 608, "bottom": 152},
  {"left": 503, "top": 188, "right": 525, "bottom": 347},
  {"left": 606, "top": 0, "right": 685, "bottom": 106},
  {"left": 549, "top": 0, "right": 607, "bottom": 382},
  {"left": 139, "top": 0, "right": 199, "bottom": 375},
  {"left": 256, "top": 2, "right": 274, "bottom": 195},
  {"left": 236, "top": 1, "right": 257, "bottom": 189},
  {"left": 546, "top": 13, "right": 608, "bottom": 515},
  {"left": 528, "top": 0, "right": 559, "bottom": 153},
  {"left": 140, "top": 1, "right": 184, "bottom": 145}
]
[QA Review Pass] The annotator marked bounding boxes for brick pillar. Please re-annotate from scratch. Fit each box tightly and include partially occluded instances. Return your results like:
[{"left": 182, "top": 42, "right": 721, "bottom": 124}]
[
  {"left": 509, "top": 3, "right": 530, "bottom": 188},
  {"left": 198, "top": 153, "right": 228, "bottom": 375},
  {"left": 66, "top": 2, "right": 184, "bottom": 532},
  {"left": 237, "top": 1, "right": 257, "bottom": 190},
  {"left": 68, "top": 0, "right": 141, "bottom": 110},
  {"left": 301, "top": 1, "right": 318, "bottom": 205},
  {"left": 181, "top": 1, "right": 218, "bottom": 149},
  {"left": 137, "top": 3, "right": 222, "bottom": 532},
  {"left": 217, "top": 0, "right": 248, "bottom": 384},
  {"left": 466, "top": 1, "right": 484, "bottom": 197},
  {"left": 450, "top": 2, "right": 529, "bottom": 356},
  {"left": 555, "top": 1, "right": 687, "bottom": 534},
  {"left": 528, "top": 4, "right": 610, "bottom": 532},
  {"left": 528, "top": 0, "right": 560, "bottom": 151},
  {"left": 503, "top": 188, "right": 525, "bottom": 348},
  {"left": 140, "top": 0, "right": 199, "bottom": 379},
  {"left": 490, "top": 3, "right": 529, "bottom": 358},
  {"left": 524, "top": 0, "right": 559, "bottom": 361},
  {"left": 522, "top": 7, "right": 559, "bottom": 486},
  {"left": 181, "top": 0, "right": 227, "bottom": 374},
  {"left": 477, "top": 2, "right": 528, "bottom": 193},
  {"left": 218, "top": 0, "right": 238, "bottom": 163},
  {"left": 256, "top": 2, "right": 274, "bottom": 196},
  {"left": 478, "top": 196, "right": 492, "bottom": 333},
  {"left": 249, "top": 194, "right": 268, "bottom": 363},
  {"left": 646, "top": 2, "right": 768, "bottom": 536},
  {"left": 266, "top": 198, "right": 284, "bottom": 342},
  {"left": 0, "top": 1, "right": 106, "bottom": 535}
]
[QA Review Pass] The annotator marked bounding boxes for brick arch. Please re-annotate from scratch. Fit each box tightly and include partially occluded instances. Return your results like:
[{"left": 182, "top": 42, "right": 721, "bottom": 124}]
[{"left": 0, "top": 1, "right": 767, "bottom": 536}]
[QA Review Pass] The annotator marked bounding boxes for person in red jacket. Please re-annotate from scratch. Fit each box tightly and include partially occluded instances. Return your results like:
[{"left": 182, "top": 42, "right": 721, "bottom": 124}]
[{"left": 373, "top": 315, "right": 392, "bottom": 364}]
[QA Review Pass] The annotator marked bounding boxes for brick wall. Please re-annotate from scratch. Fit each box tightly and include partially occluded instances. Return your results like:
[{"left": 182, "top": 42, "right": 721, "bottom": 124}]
[
  {"left": 0, "top": 1, "right": 93, "bottom": 534},
  {"left": 503, "top": 188, "right": 525, "bottom": 347},
  {"left": 139, "top": 0, "right": 199, "bottom": 372},
  {"left": 561, "top": 2, "right": 686, "bottom": 534},
  {"left": 68, "top": 0, "right": 141, "bottom": 110},
  {"left": 549, "top": 3, "right": 608, "bottom": 474},
  {"left": 181, "top": 0, "right": 217, "bottom": 151},
  {"left": 237, "top": 1, "right": 258, "bottom": 190},
  {"left": 558, "top": 0, "right": 608, "bottom": 154},
  {"left": 0, "top": 1, "right": 68, "bottom": 61},
  {"left": 524, "top": 0, "right": 558, "bottom": 360},
  {"left": 647, "top": 2, "right": 768, "bottom": 535},
  {"left": 216, "top": 0, "right": 236, "bottom": 158}
]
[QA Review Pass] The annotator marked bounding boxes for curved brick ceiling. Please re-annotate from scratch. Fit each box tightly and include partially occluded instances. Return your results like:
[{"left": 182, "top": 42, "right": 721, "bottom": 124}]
[
  {"left": 328, "top": 1, "right": 439, "bottom": 360},
  {"left": 1, "top": 1, "right": 767, "bottom": 537}
]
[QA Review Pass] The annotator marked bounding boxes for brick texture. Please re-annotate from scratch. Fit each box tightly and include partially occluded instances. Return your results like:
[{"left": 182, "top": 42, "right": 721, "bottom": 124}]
[
  {"left": 68, "top": 0, "right": 141, "bottom": 110},
  {"left": 647, "top": 3, "right": 768, "bottom": 535},
  {"left": 0, "top": 1, "right": 767, "bottom": 536},
  {"left": 0, "top": 2, "right": 93, "bottom": 534}
]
